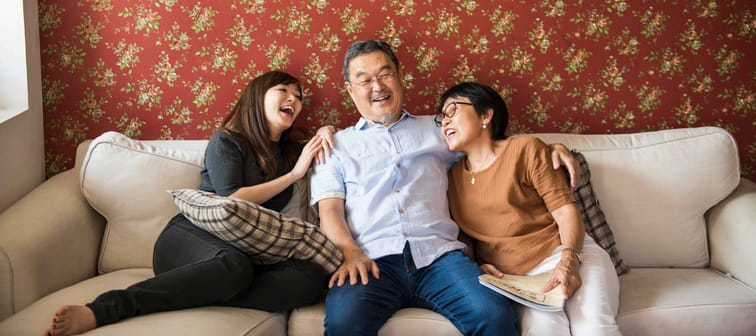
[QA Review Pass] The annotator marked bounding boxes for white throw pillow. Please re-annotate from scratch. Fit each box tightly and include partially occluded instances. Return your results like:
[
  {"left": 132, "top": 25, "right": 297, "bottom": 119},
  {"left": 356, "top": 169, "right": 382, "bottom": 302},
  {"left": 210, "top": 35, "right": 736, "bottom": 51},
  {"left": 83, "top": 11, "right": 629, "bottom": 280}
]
[
  {"left": 80, "top": 131, "right": 205, "bottom": 273},
  {"left": 534, "top": 127, "right": 740, "bottom": 268}
]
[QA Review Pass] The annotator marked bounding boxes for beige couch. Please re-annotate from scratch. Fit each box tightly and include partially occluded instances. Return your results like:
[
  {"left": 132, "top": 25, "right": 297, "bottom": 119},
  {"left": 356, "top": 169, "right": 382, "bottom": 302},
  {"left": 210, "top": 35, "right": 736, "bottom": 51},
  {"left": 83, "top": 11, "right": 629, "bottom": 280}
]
[{"left": 1, "top": 126, "right": 754, "bottom": 336}]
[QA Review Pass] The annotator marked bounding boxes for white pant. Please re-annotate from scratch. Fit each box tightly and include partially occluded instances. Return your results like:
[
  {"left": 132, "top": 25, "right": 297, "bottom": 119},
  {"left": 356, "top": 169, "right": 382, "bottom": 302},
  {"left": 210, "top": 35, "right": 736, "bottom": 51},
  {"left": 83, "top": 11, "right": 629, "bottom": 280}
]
[{"left": 517, "top": 236, "right": 621, "bottom": 336}]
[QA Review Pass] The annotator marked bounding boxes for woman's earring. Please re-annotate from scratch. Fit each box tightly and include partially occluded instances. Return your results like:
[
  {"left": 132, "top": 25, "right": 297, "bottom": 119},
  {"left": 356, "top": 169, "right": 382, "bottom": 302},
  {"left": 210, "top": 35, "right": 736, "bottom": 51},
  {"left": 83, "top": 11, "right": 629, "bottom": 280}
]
[{"left": 482, "top": 123, "right": 488, "bottom": 129}]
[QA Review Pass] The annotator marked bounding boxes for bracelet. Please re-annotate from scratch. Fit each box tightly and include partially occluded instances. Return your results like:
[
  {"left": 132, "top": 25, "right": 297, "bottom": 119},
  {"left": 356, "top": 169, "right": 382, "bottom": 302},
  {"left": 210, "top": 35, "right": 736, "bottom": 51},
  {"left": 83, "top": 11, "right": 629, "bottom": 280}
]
[{"left": 562, "top": 247, "right": 584, "bottom": 264}]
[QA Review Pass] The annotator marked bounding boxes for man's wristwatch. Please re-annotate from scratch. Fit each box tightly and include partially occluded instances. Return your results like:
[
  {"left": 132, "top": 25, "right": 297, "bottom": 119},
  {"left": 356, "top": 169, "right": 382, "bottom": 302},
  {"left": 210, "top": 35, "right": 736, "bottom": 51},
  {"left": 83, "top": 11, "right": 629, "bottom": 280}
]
[{"left": 562, "top": 247, "right": 584, "bottom": 264}]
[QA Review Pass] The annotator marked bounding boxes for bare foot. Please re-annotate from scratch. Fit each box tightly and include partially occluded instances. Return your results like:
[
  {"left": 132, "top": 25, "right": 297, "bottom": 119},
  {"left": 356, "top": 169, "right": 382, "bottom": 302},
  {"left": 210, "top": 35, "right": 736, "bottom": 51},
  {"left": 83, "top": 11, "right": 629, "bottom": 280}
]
[{"left": 46, "top": 305, "right": 97, "bottom": 336}]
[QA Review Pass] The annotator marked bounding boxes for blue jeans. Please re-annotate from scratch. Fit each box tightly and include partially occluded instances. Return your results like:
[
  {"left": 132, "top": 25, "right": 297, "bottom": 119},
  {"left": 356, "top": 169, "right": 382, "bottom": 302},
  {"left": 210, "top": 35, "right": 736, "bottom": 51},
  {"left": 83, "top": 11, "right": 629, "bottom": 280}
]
[{"left": 324, "top": 243, "right": 517, "bottom": 336}]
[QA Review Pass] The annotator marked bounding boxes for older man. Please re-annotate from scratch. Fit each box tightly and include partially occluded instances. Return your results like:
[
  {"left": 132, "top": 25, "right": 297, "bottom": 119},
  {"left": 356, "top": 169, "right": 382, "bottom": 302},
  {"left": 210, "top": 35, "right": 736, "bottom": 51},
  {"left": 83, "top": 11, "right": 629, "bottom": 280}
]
[{"left": 311, "top": 40, "right": 576, "bottom": 335}]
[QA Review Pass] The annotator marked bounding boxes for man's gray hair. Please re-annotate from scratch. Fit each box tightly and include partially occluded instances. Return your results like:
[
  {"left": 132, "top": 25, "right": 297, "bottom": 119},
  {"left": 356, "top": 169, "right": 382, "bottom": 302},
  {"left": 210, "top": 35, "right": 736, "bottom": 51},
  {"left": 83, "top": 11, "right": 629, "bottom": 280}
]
[{"left": 342, "top": 40, "right": 400, "bottom": 81}]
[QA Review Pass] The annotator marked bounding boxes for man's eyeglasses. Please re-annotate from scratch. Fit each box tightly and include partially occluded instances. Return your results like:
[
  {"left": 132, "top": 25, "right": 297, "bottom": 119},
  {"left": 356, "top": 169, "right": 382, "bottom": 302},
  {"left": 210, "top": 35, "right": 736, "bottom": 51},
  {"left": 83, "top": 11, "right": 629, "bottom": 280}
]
[
  {"left": 434, "top": 101, "right": 473, "bottom": 127},
  {"left": 349, "top": 71, "right": 397, "bottom": 88}
]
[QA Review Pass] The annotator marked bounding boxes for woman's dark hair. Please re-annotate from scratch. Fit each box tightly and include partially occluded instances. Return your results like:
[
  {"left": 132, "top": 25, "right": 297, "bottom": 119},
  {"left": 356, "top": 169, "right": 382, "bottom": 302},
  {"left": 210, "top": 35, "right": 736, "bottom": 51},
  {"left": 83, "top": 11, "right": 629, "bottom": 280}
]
[
  {"left": 343, "top": 40, "right": 400, "bottom": 81},
  {"left": 220, "top": 70, "right": 301, "bottom": 180},
  {"left": 438, "top": 82, "right": 509, "bottom": 140}
]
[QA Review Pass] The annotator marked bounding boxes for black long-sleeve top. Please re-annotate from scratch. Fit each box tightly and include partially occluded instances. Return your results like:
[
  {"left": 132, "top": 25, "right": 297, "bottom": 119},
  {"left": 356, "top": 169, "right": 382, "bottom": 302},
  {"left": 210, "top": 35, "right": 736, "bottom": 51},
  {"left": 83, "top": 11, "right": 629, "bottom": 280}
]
[{"left": 198, "top": 130, "right": 297, "bottom": 212}]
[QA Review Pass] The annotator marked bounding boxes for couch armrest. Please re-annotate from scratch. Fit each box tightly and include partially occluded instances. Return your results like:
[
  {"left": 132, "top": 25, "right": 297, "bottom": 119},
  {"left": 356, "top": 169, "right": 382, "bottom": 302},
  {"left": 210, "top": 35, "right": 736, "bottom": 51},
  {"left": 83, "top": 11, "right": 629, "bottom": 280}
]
[
  {"left": 707, "top": 178, "right": 756, "bottom": 289},
  {"left": 0, "top": 169, "right": 105, "bottom": 320}
]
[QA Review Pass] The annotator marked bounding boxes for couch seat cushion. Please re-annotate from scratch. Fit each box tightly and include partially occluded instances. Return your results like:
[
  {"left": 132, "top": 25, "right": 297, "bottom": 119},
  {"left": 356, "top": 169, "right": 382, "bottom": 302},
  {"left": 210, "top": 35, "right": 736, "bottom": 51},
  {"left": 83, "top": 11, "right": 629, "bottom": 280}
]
[
  {"left": 288, "top": 302, "right": 462, "bottom": 336},
  {"left": 0, "top": 269, "right": 286, "bottom": 336},
  {"left": 617, "top": 268, "right": 756, "bottom": 336}
]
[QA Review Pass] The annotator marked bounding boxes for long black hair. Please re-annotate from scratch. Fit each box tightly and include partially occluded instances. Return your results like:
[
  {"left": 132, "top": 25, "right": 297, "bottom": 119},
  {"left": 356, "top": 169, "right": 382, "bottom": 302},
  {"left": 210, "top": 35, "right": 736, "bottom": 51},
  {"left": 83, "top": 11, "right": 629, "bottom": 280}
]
[{"left": 220, "top": 71, "right": 301, "bottom": 180}]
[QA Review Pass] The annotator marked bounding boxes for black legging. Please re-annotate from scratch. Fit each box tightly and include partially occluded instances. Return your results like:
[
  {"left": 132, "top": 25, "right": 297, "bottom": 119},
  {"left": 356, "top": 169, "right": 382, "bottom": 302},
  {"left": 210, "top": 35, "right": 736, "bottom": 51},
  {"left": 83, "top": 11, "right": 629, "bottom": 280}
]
[{"left": 87, "top": 214, "right": 328, "bottom": 326}]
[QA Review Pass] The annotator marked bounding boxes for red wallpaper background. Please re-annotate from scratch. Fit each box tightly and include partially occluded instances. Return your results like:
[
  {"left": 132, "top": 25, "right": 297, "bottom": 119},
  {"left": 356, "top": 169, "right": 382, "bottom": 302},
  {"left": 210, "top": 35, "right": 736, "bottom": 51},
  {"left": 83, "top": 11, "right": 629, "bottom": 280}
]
[{"left": 39, "top": 0, "right": 755, "bottom": 179}]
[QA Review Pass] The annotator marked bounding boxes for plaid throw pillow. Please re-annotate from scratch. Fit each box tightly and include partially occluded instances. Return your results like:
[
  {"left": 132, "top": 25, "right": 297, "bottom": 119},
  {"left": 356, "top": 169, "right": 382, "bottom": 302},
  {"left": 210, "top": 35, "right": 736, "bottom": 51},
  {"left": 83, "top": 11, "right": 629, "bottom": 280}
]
[
  {"left": 169, "top": 189, "right": 343, "bottom": 274},
  {"left": 572, "top": 151, "right": 631, "bottom": 276}
]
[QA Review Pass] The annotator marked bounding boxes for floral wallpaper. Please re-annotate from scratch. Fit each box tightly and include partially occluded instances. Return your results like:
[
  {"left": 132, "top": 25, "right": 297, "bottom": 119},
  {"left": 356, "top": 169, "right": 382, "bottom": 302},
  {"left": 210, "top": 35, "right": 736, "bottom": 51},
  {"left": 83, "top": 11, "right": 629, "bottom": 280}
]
[{"left": 39, "top": 0, "right": 755, "bottom": 179}]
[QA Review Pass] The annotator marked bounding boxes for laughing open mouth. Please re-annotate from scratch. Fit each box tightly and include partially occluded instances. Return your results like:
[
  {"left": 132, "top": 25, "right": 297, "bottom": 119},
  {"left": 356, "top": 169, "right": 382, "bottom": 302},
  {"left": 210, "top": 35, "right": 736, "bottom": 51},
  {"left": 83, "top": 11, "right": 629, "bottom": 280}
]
[
  {"left": 280, "top": 106, "right": 294, "bottom": 116},
  {"left": 372, "top": 94, "right": 390, "bottom": 103}
]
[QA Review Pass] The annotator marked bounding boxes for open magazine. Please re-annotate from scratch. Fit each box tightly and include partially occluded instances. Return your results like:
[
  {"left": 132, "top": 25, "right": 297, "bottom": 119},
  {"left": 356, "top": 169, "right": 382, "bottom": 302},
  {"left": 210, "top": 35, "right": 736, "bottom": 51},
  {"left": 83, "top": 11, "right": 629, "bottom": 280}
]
[{"left": 479, "top": 271, "right": 564, "bottom": 312}]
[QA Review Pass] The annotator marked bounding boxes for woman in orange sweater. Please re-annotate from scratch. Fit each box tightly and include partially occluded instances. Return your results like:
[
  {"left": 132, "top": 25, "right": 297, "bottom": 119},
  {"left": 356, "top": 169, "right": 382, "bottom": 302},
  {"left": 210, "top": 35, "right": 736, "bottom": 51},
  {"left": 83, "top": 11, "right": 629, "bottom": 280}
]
[{"left": 437, "top": 82, "right": 620, "bottom": 336}]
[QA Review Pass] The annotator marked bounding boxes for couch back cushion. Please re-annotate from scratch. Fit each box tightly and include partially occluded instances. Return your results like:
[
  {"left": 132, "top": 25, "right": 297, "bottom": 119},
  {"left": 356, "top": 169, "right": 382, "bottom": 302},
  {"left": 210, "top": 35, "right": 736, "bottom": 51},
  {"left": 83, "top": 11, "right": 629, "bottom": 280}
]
[
  {"left": 80, "top": 131, "right": 207, "bottom": 273},
  {"left": 534, "top": 127, "right": 740, "bottom": 268}
]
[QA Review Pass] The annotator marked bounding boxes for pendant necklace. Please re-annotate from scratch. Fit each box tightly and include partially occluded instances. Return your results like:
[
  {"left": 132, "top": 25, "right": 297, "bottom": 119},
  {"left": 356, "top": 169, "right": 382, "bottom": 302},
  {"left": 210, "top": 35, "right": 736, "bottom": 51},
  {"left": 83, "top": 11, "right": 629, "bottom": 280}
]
[{"left": 467, "top": 150, "right": 493, "bottom": 185}]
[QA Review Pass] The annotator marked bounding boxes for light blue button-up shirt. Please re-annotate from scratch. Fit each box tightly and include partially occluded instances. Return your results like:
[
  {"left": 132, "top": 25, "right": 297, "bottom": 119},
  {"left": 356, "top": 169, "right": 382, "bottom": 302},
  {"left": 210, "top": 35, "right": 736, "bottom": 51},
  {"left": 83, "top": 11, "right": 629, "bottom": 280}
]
[{"left": 310, "top": 112, "right": 466, "bottom": 268}]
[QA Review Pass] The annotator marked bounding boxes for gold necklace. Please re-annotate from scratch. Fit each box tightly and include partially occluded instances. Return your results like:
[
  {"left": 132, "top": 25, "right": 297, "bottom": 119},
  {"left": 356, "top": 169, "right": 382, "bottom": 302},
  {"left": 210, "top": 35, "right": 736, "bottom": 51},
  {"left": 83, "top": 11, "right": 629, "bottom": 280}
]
[{"left": 467, "top": 150, "right": 493, "bottom": 185}]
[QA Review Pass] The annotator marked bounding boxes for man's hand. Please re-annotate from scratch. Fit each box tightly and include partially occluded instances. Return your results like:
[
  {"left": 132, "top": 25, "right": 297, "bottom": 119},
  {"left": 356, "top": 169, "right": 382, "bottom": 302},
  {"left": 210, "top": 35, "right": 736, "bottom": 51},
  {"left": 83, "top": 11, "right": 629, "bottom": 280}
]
[
  {"left": 329, "top": 247, "right": 380, "bottom": 288},
  {"left": 549, "top": 143, "right": 580, "bottom": 189},
  {"left": 318, "top": 199, "right": 377, "bottom": 288}
]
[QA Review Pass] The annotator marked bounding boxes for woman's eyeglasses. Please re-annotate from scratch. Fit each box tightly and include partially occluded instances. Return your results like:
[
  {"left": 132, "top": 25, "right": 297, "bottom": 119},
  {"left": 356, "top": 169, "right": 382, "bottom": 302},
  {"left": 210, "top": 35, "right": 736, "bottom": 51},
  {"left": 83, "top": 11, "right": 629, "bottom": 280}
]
[{"left": 434, "top": 101, "right": 473, "bottom": 127}]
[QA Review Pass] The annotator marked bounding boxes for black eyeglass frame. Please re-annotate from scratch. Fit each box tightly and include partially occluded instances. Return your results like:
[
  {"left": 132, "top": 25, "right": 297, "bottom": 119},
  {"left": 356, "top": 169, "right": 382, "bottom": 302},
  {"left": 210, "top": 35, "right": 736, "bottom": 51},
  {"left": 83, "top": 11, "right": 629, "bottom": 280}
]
[{"left": 434, "top": 101, "right": 474, "bottom": 127}]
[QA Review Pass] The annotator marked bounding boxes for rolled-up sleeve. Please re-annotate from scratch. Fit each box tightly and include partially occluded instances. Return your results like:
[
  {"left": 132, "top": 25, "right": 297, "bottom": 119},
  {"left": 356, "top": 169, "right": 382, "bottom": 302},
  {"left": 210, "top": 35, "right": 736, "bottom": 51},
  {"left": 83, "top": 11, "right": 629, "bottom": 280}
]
[
  {"left": 310, "top": 151, "right": 346, "bottom": 205},
  {"left": 529, "top": 138, "right": 575, "bottom": 212}
]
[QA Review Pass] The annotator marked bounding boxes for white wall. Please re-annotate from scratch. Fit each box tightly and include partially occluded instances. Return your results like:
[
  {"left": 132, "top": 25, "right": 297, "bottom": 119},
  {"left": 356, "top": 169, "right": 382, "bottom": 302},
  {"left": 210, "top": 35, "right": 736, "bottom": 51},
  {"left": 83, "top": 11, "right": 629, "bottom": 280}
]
[
  {"left": 0, "top": 0, "right": 28, "bottom": 122},
  {"left": 0, "top": 0, "right": 44, "bottom": 212}
]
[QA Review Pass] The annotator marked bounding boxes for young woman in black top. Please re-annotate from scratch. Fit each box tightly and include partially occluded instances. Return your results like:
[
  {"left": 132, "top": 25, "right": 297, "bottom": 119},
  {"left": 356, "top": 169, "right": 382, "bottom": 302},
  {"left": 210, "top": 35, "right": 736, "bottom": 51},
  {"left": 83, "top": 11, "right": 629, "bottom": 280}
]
[{"left": 46, "top": 71, "right": 333, "bottom": 336}]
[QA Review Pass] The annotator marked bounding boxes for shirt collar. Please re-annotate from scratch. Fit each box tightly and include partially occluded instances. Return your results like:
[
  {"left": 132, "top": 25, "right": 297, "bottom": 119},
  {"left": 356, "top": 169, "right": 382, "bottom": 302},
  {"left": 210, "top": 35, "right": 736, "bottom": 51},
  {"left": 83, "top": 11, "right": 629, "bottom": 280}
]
[{"left": 355, "top": 110, "right": 415, "bottom": 130}]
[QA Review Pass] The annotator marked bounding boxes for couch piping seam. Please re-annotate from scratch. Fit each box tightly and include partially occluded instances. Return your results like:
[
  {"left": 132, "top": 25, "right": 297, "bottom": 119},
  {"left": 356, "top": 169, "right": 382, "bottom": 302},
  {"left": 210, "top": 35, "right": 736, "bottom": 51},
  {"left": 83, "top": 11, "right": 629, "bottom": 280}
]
[
  {"left": 708, "top": 268, "right": 756, "bottom": 294},
  {"left": 566, "top": 128, "right": 735, "bottom": 152},
  {"left": 619, "top": 302, "right": 756, "bottom": 317},
  {"left": 241, "top": 312, "right": 283, "bottom": 336},
  {"left": 100, "top": 142, "right": 204, "bottom": 167}
]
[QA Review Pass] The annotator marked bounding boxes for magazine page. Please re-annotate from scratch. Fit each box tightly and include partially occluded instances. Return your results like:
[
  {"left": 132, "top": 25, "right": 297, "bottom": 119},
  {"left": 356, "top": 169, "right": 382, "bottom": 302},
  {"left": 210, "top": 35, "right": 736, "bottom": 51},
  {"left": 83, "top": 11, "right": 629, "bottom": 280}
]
[{"left": 479, "top": 272, "right": 564, "bottom": 312}]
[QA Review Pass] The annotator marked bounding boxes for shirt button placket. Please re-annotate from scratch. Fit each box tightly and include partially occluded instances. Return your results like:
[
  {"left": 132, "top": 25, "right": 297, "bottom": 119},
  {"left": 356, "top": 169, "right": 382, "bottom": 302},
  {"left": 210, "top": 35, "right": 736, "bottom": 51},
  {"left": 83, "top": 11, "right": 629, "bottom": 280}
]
[{"left": 389, "top": 127, "right": 409, "bottom": 239}]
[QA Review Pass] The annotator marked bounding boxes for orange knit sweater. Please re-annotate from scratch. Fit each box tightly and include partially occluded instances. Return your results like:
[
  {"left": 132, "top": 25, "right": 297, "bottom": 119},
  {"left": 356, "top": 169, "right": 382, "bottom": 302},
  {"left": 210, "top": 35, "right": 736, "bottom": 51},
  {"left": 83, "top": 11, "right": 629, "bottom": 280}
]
[{"left": 448, "top": 136, "right": 575, "bottom": 275}]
